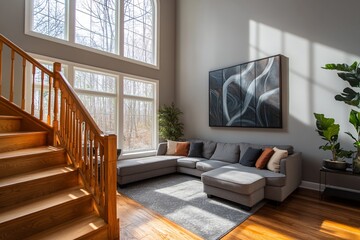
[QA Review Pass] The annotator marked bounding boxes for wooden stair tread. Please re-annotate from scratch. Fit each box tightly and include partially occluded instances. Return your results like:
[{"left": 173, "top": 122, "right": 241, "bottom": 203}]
[
  {"left": 0, "top": 131, "right": 47, "bottom": 138},
  {"left": 0, "top": 146, "right": 64, "bottom": 159},
  {"left": 25, "top": 213, "right": 107, "bottom": 240},
  {"left": 0, "top": 165, "right": 75, "bottom": 187},
  {"left": 0, "top": 187, "right": 91, "bottom": 224},
  {"left": 0, "top": 115, "right": 22, "bottom": 120}
]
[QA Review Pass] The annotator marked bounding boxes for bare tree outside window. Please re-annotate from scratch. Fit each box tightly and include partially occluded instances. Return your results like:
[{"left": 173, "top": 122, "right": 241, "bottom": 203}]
[
  {"left": 32, "top": 0, "right": 67, "bottom": 40},
  {"left": 124, "top": 0, "right": 154, "bottom": 64},
  {"left": 75, "top": 0, "right": 118, "bottom": 53},
  {"left": 123, "top": 78, "right": 155, "bottom": 151},
  {"left": 74, "top": 69, "right": 117, "bottom": 133}
]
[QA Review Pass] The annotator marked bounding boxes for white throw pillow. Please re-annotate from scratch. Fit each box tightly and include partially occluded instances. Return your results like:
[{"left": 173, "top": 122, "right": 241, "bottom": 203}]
[
  {"left": 267, "top": 147, "right": 288, "bottom": 172},
  {"left": 166, "top": 140, "right": 178, "bottom": 155}
]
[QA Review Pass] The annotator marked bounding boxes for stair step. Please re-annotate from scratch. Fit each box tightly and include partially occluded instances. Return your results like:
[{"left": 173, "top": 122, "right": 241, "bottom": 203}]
[
  {"left": 0, "top": 165, "right": 79, "bottom": 208},
  {"left": 0, "top": 115, "right": 22, "bottom": 133},
  {"left": 0, "top": 131, "right": 48, "bottom": 152},
  {"left": 0, "top": 146, "right": 66, "bottom": 178},
  {"left": 24, "top": 213, "right": 108, "bottom": 240},
  {"left": 0, "top": 187, "right": 94, "bottom": 240}
]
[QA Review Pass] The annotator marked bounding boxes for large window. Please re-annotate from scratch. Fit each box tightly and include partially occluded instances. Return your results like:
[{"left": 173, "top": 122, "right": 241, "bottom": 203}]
[
  {"left": 123, "top": 78, "right": 156, "bottom": 152},
  {"left": 124, "top": 0, "right": 154, "bottom": 64},
  {"left": 74, "top": 68, "right": 118, "bottom": 133},
  {"left": 31, "top": 56, "right": 158, "bottom": 156},
  {"left": 26, "top": 0, "right": 157, "bottom": 66}
]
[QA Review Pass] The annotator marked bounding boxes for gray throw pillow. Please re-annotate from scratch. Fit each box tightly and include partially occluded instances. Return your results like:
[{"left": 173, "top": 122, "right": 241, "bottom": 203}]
[
  {"left": 210, "top": 143, "right": 240, "bottom": 163},
  {"left": 202, "top": 141, "right": 217, "bottom": 159},
  {"left": 239, "top": 147, "right": 263, "bottom": 167},
  {"left": 188, "top": 142, "right": 203, "bottom": 157}
]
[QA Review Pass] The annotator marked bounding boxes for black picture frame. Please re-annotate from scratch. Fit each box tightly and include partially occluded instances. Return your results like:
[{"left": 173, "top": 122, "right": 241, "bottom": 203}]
[{"left": 209, "top": 54, "right": 283, "bottom": 128}]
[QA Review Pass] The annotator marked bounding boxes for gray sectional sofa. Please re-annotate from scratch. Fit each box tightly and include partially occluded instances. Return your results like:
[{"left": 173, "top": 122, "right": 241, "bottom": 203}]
[{"left": 117, "top": 140, "right": 302, "bottom": 209}]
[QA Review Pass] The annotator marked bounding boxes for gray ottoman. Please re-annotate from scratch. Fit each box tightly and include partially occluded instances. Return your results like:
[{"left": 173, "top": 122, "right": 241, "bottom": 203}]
[{"left": 201, "top": 167, "right": 265, "bottom": 209}]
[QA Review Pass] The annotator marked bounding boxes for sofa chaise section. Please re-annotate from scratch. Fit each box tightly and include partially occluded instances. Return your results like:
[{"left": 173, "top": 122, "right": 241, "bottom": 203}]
[{"left": 117, "top": 155, "right": 178, "bottom": 185}]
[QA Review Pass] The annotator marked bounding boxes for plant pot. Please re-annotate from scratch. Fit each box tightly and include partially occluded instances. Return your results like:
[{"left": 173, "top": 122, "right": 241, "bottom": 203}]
[
  {"left": 353, "top": 157, "right": 360, "bottom": 174},
  {"left": 323, "top": 159, "right": 347, "bottom": 171}
]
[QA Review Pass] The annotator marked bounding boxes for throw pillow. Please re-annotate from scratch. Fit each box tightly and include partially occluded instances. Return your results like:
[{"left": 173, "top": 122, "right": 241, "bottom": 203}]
[
  {"left": 255, "top": 147, "right": 274, "bottom": 169},
  {"left": 188, "top": 142, "right": 203, "bottom": 157},
  {"left": 267, "top": 147, "right": 288, "bottom": 172},
  {"left": 202, "top": 140, "right": 217, "bottom": 159},
  {"left": 166, "top": 140, "right": 178, "bottom": 155},
  {"left": 210, "top": 143, "right": 240, "bottom": 163},
  {"left": 175, "top": 142, "right": 190, "bottom": 156},
  {"left": 239, "top": 147, "right": 263, "bottom": 167}
]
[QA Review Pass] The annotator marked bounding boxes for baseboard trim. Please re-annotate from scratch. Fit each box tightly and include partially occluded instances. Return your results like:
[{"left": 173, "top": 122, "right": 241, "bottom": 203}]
[{"left": 300, "top": 180, "right": 360, "bottom": 194}]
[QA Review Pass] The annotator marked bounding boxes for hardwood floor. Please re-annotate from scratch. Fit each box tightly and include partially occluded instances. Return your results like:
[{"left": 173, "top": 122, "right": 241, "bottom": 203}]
[{"left": 117, "top": 188, "right": 360, "bottom": 240}]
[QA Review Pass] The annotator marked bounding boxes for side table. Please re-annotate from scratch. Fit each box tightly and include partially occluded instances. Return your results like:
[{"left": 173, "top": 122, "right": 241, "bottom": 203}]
[{"left": 319, "top": 166, "right": 360, "bottom": 202}]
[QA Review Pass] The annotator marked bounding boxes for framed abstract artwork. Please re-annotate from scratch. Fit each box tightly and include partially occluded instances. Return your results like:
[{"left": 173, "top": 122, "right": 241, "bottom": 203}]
[{"left": 209, "top": 54, "right": 284, "bottom": 128}]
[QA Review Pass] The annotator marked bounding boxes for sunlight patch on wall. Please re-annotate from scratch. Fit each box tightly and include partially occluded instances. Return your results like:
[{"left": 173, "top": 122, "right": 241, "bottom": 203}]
[{"left": 249, "top": 19, "right": 360, "bottom": 127}]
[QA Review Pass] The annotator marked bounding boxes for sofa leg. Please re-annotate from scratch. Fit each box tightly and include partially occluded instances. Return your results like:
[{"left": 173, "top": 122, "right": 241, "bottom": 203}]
[
  {"left": 117, "top": 183, "right": 127, "bottom": 188},
  {"left": 241, "top": 205, "right": 252, "bottom": 211},
  {"left": 207, "top": 194, "right": 212, "bottom": 198}
]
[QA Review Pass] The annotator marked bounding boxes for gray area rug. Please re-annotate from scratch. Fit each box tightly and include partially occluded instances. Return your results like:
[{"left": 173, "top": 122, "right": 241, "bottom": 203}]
[{"left": 118, "top": 173, "right": 264, "bottom": 240}]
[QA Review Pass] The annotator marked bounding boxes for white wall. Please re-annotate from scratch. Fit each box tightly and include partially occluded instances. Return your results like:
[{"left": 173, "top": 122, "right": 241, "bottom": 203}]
[{"left": 176, "top": 0, "right": 360, "bottom": 188}]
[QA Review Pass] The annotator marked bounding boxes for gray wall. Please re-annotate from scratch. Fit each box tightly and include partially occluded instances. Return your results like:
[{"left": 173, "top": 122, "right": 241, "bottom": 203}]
[
  {"left": 176, "top": 0, "right": 360, "bottom": 189},
  {"left": 0, "top": 0, "right": 176, "bottom": 105}
]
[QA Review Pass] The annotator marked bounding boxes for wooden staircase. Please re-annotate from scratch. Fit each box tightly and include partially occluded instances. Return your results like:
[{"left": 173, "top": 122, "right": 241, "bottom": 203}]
[{"left": 0, "top": 114, "right": 109, "bottom": 239}]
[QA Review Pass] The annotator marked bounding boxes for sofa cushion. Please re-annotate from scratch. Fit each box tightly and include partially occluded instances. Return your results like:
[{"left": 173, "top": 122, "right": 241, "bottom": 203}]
[
  {"left": 220, "top": 164, "right": 286, "bottom": 187},
  {"left": 196, "top": 160, "right": 231, "bottom": 172},
  {"left": 188, "top": 142, "right": 203, "bottom": 157},
  {"left": 202, "top": 140, "right": 217, "bottom": 159},
  {"left": 239, "top": 147, "right": 263, "bottom": 167},
  {"left": 239, "top": 143, "right": 293, "bottom": 159},
  {"left": 210, "top": 143, "right": 240, "bottom": 163},
  {"left": 117, "top": 156, "right": 178, "bottom": 176},
  {"left": 175, "top": 142, "right": 190, "bottom": 156},
  {"left": 177, "top": 157, "right": 206, "bottom": 168},
  {"left": 166, "top": 140, "right": 178, "bottom": 155},
  {"left": 201, "top": 168, "right": 265, "bottom": 195},
  {"left": 255, "top": 148, "right": 274, "bottom": 169},
  {"left": 267, "top": 147, "right": 288, "bottom": 173}
]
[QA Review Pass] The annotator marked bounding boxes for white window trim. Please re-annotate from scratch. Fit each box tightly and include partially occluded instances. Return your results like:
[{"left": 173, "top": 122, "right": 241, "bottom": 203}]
[
  {"left": 30, "top": 53, "right": 159, "bottom": 158},
  {"left": 25, "top": 0, "right": 160, "bottom": 69},
  {"left": 119, "top": 73, "right": 159, "bottom": 158}
]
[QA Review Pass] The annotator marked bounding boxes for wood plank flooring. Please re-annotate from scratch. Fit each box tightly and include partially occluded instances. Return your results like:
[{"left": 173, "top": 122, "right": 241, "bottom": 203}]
[{"left": 117, "top": 188, "right": 360, "bottom": 240}]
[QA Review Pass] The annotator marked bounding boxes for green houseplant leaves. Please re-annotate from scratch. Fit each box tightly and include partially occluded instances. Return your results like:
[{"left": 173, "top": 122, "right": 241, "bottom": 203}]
[
  {"left": 316, "top": 61, "right": 360, "bottom": 172},
  {"left": 158, "top": 103, "right": 184, "bottom": 141}
]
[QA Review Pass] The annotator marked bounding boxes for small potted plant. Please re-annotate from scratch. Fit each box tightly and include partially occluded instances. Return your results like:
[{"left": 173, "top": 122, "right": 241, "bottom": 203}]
[
  {"left": 158, "top": 103, "right": 184, "bottom": 141},
  {"left": 314, "top": 113, "right": 353, "bottom": 170}
]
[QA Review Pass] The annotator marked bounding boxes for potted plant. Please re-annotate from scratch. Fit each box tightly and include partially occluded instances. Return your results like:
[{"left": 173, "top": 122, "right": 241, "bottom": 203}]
[
  {"left": 314, "top": 113, "right": 353, "bottom": 170},
  {"left": 322, "top": 62, "right": 360, "bottom": 173},
  {"left": 158, "top": 102, "right": 184, "bottom": 141}
]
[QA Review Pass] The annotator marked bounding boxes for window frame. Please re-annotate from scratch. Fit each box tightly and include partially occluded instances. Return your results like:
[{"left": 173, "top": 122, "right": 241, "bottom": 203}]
[
  {"left": 30, "top": 53, "right": 159, "bottom": 158},
  {"left": 121, "top": 76, "right": 157, "bottom": 154},
  {"left": 25, "top": 0, "right": 160, "bottom": 69}
]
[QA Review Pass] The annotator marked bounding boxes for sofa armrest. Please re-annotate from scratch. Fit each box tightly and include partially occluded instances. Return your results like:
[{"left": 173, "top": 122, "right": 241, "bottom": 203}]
[
  {"left": 156, "top": 142, "right": 167, "bottom": 155},
  {"left": 280, "top": 152, "right": 302, "bottom": 187}
]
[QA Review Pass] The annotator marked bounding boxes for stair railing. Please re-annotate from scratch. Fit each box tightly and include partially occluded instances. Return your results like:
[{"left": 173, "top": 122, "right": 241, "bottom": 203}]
[{"left": 0, "top": 34, "right": 118, "bottom": 239}]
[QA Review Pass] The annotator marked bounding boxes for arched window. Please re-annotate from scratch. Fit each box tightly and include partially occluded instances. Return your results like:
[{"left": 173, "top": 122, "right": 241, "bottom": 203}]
[{"left": 26, "top": 0, "right": 158, "bottom": 66}]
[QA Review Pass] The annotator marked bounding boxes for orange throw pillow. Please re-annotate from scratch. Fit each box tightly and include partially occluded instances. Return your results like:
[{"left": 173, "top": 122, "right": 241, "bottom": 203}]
[
  {"left": 175, "top": 142, "right": 190, "bottom": 156},
  {"left": 255, "top": 147, "right": 274, "bottom": 169}
]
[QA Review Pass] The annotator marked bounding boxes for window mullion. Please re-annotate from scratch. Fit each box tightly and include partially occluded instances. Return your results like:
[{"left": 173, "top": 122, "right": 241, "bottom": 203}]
[{"left": 68, "top": 0, "right": 76, "bottom": 42}]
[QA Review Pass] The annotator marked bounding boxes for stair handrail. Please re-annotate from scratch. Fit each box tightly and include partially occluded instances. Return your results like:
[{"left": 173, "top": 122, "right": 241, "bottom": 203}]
[{"left": 0, "top": 33, "right": 118, "bottom": 239}]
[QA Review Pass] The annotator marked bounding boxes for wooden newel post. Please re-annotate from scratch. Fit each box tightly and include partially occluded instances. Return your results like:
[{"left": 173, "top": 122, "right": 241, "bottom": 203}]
[
  {"left": 104, "top": 134, "right": 119, "bottom": 240},
  {"left": 52, "top": 62, "right": 61, "bottom": 146}
]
